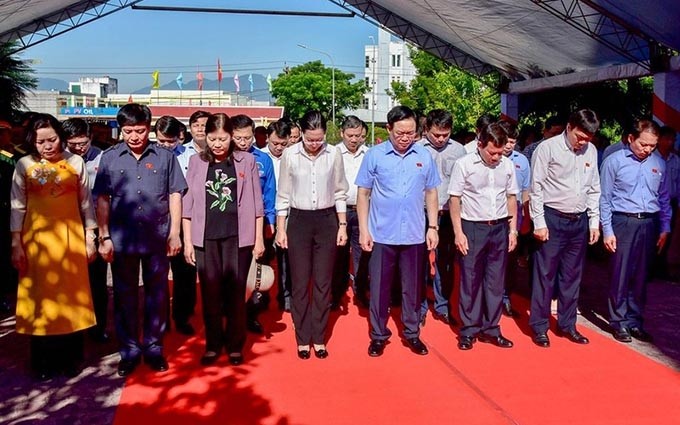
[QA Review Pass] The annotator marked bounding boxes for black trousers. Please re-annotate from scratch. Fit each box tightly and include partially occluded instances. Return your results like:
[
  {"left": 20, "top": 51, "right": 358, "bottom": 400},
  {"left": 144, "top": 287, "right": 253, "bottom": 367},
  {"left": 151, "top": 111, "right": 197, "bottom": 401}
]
[
  {"left": 529, "top": 208, "right": 588, "bottom": 334},
  {"left": 170, "top": 239, "right": 197, "bottom": 326},
  {"left": 369, "top": 242, "right": 425, "bottom": 341},
  {"left": 88, "top": 253, "right": 109, "bottom": 334},
  {"left": 458, "top": 220, "right": 508, "bottom": 337},
  {"left": 195, "top": 237, "right": 251, "bottom": 354},
  {"left": 608, "top": 214, "right": 658, "bottom": 330},
  {"left": 111, "top": 252, "right": 169, "bottom": 361},
  {"left": 287, "top": 208, "right": 338, "bottom": 345},
  {"left": 30, "top": 331, "right": 84, "bottom": 373},
  {"left": 331, "top": 209, "right": 370, "bottom": 303}
]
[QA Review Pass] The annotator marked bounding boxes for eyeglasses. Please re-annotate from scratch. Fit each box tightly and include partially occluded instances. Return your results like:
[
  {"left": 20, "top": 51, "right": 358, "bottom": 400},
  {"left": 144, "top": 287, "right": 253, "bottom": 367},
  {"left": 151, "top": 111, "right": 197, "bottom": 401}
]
[{"left": 233, "top": 136, "right": 253, "bottom": 143}]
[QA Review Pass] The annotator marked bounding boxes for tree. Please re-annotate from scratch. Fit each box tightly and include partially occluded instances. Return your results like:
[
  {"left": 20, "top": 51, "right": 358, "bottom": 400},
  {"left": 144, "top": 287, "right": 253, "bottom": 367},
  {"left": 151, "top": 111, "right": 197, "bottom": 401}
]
[
  {"left": 271, "top": 61, "right": 367, "bottom": 125},
  {"left": 389, "top": 47, "right": 500, "bottom": 133},
  {"left": 0, "top": 42, "right": 37, "bottom": 120}
]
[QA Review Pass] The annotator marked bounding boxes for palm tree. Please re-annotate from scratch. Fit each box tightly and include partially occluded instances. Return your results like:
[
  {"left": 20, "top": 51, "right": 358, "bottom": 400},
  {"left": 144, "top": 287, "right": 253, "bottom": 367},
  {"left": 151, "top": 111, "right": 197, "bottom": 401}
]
[{"left": 0, "top": 41, "right": 37, "bottom": 120}]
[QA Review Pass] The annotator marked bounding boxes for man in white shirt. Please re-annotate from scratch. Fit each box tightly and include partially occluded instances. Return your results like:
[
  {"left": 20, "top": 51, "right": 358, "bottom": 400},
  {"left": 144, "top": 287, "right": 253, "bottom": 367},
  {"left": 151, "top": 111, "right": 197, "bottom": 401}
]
[
  {"left": 261, "top": 120, "right": 294, "bottom": 311},
  {"left": 331, "top": 116, "right": 370, "bottom": 309},
  {"left": 529, "top": 109, "right": 601, "bottom": 348},
  {"left": 417, "top": 109, "right": 466, "bottom": 325},
  {"left": 449, "top": 122, "right": 519, "bottom": 350},
  {"left": 464, "top": 113, "right": 495, "bottom": 154}
]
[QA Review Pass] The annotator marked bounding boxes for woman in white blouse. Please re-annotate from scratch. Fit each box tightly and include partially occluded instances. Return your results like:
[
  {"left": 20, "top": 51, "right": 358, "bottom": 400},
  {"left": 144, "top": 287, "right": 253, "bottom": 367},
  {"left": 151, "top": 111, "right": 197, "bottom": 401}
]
[{"left": 275, "top": 111, "right": 349, "bottom": 359}]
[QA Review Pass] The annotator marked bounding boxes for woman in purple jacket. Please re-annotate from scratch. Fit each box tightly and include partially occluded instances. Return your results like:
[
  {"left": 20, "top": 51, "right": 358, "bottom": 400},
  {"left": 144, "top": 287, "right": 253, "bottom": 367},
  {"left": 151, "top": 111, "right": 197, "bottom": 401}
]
[{"left": 182, "top": 113, "right": 265, "bottom": 366}]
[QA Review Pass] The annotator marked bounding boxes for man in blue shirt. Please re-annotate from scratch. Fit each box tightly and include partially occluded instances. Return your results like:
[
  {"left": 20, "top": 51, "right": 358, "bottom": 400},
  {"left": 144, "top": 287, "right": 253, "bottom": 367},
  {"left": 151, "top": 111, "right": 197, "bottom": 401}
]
[
  {"left": 600, "top": 119, "right": 671, "bottom": 343},
  {"left": 356, "top": 106, "right": 440, "bottom": 357},
  {"left": 154, "top": 115, "right": 198, "bottom": 336},
  {"left": 95, "top": 104, "right": 187, "bottom": 377},
  {"left": 231, "top": 114, "right": 276, "bottom": 334}
]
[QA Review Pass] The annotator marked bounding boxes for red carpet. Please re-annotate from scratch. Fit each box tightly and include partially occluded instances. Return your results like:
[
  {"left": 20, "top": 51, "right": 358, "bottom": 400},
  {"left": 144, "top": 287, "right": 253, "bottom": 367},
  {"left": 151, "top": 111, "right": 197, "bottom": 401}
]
[{"left": 114, "top": 294, "right": 680, "bottom": 425}]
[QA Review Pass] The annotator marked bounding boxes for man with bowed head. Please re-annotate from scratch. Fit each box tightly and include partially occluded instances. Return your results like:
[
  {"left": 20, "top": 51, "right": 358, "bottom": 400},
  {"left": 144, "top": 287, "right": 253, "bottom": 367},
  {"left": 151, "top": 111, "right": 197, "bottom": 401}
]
[
  {"left": 95, "top": 103, "right": 187, "bottom": 376},
  {"left": 356, "top": 105, "right": 440, "bottom": 357},
  {"left": 529, "top": 109, "right": 601, "bottom": 348}
]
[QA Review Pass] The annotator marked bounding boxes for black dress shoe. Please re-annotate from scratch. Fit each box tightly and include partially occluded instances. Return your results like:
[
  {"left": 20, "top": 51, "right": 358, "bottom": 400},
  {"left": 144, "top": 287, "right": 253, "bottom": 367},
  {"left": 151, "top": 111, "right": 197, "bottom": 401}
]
[
  {"left": 368, "top": 340, "right": 386, "bottom": 357},
  {"left": 532, "top": 332, "right": 550, "bottom": 348},
  {"left": 314, "top": 348, "right": 329, "bottom": 359},
  {"left": 200, "top": 351, "right": 220, "bottom": 366},
  {"left": 117, "top": 358, "right": 140, "bottom": 377},
  {"left": 558, "top": 329, "right": 589, "bottom": 344},
  {"left": 502, "top": 303, "right": 518, "bottom": 317},
  {"left": 175, "top": 322, "right": 195, "bottom": 336},
  {"left": 297, "top": 349, "right": 311, "bottom": 360},
  {"left": 228, "top": 353, "right": 244, "bottom": 365},
  {"left": 405, "top": 337, "right": 428, "bottom": 355},
  {"left": 479, "top": 333, "right": 514, "bottom": 348},
  {"left": 145, "top": 356, "right": 169, "bottom": 372},
  {"left": 458, "top": 335, "right": 475, "bottom": 350},
  {"left": 629, "top": 327, "right": 653, "bottom": 342},
  {"left": 613, "top": 328, "right": 632, "bottom": 343},
  {"left": 247, "top": 319, "right": 264, "bottom": 334}
]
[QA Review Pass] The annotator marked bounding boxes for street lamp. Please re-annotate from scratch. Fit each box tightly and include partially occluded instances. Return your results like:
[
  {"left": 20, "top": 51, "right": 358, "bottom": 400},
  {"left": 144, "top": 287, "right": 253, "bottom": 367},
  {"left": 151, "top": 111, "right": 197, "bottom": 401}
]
[
  {"left": 368, "top": 35, "right": 377, "bottom": 145},
  {"left": 297, "top": 43, "right": 335, "bottom": 125}
]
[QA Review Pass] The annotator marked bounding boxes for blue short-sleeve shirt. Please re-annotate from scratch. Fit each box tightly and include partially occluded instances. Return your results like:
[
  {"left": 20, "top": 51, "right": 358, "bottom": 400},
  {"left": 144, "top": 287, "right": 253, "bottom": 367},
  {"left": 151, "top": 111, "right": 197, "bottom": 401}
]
[
  {"left": 355, "top": 141, "right": 441, "bottom": 245},
  {"left": 95, "top": 142, "right": 187, "bottom": 254}
]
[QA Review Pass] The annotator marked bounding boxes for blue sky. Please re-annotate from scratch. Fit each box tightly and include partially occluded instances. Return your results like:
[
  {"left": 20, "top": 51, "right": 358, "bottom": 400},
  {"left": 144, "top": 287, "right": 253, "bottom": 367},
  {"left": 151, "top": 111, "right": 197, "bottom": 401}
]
[{"left": 23, "top": 0, "right": 378, "bottom": 92}]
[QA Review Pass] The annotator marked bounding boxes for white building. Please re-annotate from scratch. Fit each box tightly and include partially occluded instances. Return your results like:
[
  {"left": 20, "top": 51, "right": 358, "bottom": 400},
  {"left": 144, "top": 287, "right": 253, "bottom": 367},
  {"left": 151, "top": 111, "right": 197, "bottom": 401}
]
[
  {"left": 348, "top": 27, "right": 417, "bottom": 124},
  {"left": 69, "top": 76, "right": 118, "bottom": 98}
]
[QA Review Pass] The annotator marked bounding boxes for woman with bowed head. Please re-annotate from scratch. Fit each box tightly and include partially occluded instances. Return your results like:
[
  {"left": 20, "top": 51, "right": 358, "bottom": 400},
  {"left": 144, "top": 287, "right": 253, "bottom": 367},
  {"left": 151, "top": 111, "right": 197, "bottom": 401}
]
[
  {"left": 10, "top": 113, "right": 97, "bottom": 380},
  {"left": 275, "top": 110, "right": 349, "bottom": 359},
  {"left": 182, "top": 113, "right": 265, "bottom": 366}
]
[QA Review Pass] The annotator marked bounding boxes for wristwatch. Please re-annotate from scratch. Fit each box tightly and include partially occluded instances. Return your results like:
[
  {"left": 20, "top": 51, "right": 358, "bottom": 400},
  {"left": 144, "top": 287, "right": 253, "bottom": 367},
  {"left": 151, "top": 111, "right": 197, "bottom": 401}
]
[
  {"left": 428, "top": 225, "right": 439, "bottom": 231},
  {"left": 99, "top": 235, "right": 112, "bottom": 243}
]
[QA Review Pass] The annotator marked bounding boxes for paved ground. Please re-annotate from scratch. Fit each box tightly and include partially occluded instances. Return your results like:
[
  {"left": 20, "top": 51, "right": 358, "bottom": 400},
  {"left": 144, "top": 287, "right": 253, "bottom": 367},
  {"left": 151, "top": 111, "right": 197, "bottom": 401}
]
[{"left": 0, "top": 250, "right": 679, "bottom": 425}]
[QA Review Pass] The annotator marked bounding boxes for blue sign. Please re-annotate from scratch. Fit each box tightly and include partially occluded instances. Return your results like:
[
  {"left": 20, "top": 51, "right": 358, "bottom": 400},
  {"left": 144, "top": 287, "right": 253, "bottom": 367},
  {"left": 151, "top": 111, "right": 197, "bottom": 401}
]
[{"left": 60, "top": 107, "right": 120, "bottom": 116}]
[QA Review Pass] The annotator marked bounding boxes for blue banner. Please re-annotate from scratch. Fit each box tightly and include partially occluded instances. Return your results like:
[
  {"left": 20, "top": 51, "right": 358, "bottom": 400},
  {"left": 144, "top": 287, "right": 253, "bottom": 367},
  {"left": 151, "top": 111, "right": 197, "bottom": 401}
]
[{"left": 60, "top": 107, "right": 120, "bottom": 116}]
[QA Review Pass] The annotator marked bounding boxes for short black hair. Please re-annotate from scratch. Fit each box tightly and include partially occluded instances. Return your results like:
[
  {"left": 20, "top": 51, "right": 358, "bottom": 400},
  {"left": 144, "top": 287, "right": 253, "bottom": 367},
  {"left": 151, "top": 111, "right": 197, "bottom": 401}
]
[
  {"left": 341, "top": 115, "right": 367, "bottom": 132},
  {"left": 629, "top": 118, "right": 661, "bottom": 139},
  {"left": 117, "top": 103, "right": 152, "bottom": 127},
  {"left": 568, "top": 109, "right": 600, "bottom": 135},
  {"left": 426, "top": 109, "right": 453, "bottom": 130},
  {"left": 545, "top": 115, "right": 565, "bottom": 130},
  {"left": 387, "top": 105, "right": 417, "bottom": 127},
  {"left": 231, "top": 114, "right": 255, "bottom": 132},
  {"left": 478, "top": 122, "right": 508, "bottom": 148},
  {"left": 475, "top": 113, "right": 496, "bottom": 132},
  {"left": 62, "top": 118, "right": 91, "bottom": 140},
  {"left": 267, "top": 120, "right": 291, "bottom": 139},
  {"left": 189, "top": 110, "right": 210, "bottom": 125},
  {"left": 201, "top": 113, "right": 234, "bottom": 163},
  {"left": 498, "top": 120, "right": 518, "bottom": 139},
  {"left": 154, "top": 115, "right": 182, "bottom": 139}
]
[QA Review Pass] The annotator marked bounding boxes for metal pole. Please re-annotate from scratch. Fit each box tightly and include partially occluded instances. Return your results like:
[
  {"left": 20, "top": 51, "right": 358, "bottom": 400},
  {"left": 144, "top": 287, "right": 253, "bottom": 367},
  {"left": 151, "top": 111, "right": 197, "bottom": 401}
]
[
  {"left": 297, "top": 44, "right": 335, "bottom": 124},
  {"left": 369, "top": 35, "right": 376, "bottom": 145}
]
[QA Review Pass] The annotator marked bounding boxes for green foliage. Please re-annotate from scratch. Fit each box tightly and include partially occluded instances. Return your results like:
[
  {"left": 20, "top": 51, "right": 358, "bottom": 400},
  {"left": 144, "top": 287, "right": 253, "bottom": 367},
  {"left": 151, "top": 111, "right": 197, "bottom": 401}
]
[
  {"left": 0, "top": 42, "right": 37, "bottom": 120},
  {"left": 271, "top": 61, "right": 367, "bottom": 125},
  {"left": 388, "top": 48, "right": 500, "bottom": 133},
  {"left": 518, "top": 77, "right": 653, "bottom": 144}
]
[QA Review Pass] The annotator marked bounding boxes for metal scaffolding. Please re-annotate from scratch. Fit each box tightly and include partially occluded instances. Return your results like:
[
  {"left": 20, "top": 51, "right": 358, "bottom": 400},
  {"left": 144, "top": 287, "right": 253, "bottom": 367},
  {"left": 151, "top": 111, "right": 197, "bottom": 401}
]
[
  {"left": 329, "top": 0, "right": 496, "bottom": 77},
  {"left": 0, "top": 0, "right": 143, "bottom": 52}
]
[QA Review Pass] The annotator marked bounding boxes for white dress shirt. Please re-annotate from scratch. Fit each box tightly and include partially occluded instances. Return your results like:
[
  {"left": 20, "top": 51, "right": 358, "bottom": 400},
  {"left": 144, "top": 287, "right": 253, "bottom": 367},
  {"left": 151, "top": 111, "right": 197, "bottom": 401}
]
[
  {"left": 529, "top": 132, "right": 601, "bottom": 229},
  {"left": 418, "top": 137, "right": 466, "bottom": 210},
  {"left": 275, "top": 142, "right": 348, "bottom": 215},
  {"left": 448, "top": 149, "right": 519, "bottom": 221},
  {"left": 261, "top": 145, "right": 282, "bottom": 184},
  {"left": 464, "top": 139, "right": 478, "bottom": 154},
  {"left": 336, "top": 142, "right": 368, "bottom": 206}
]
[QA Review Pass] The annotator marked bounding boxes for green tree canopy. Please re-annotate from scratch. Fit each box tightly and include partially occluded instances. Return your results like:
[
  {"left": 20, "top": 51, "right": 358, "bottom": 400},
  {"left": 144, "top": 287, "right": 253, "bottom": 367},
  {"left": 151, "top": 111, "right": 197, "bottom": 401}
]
[
  {"left": 389, "top": 48, "right": 500, "bottom": 133},
  {"left": 0, "top": 42, "right": 37, "bottom": 120},
  {"left": 271, "top": 61, "right": 367, "bottom": 124}
]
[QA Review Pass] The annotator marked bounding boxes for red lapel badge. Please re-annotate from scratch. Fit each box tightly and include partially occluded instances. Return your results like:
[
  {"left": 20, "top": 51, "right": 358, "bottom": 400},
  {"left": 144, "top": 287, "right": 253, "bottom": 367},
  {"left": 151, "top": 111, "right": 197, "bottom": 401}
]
[
  {"left": 145, "top": 162, "right": 154, "bottom": 169},
  {"left": 416, "top": 162, "right": 422, "bottom": 168}
]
